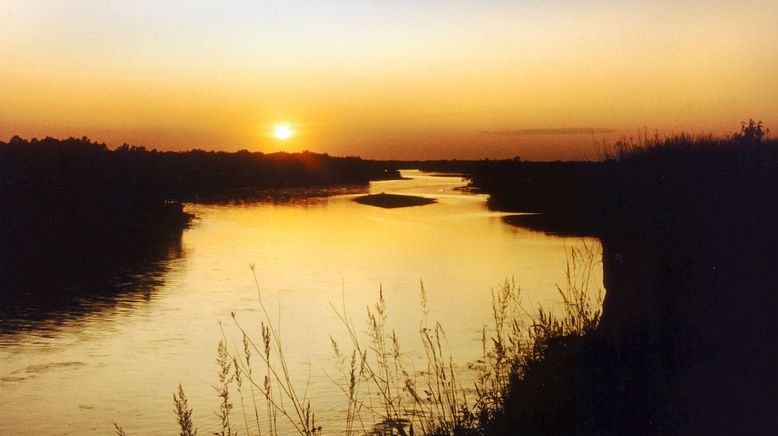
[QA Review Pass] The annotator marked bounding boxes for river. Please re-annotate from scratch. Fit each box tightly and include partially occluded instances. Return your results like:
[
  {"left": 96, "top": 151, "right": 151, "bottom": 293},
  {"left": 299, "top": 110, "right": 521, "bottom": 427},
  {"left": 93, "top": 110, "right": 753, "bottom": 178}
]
[{"left": 0, "top": 170, "right": 602, "bottom": 434}]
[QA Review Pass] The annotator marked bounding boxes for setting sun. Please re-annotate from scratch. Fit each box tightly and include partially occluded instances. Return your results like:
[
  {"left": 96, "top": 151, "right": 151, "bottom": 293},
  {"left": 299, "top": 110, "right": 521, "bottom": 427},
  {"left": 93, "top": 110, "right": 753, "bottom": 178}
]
[{"left": 274, "top": 124, "right": 293, "bottom": 140}]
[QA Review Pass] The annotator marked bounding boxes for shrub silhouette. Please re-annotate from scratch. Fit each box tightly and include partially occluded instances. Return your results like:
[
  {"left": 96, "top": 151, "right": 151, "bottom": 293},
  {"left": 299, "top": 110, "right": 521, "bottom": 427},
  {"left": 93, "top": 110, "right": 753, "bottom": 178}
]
[{"left": 734, "top": 119, "right": 769, "bottom": 144}]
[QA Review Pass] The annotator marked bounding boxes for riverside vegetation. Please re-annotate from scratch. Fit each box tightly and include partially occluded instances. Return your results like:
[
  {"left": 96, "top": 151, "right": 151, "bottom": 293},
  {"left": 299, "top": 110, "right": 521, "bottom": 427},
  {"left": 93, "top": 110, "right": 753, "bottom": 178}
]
[
  {"left": 113, "top": 241, "right": 603, "bottom": 435},
  {"left": 468, "top": 123, "right": 777, "bottom": 434}
]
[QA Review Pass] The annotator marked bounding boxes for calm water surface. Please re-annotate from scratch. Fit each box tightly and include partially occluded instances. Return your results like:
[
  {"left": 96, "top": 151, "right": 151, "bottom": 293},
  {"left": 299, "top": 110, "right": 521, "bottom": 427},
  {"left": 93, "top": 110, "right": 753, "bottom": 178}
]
[{"left": 0, "top": 171, "right": 602, "bottom": 434}]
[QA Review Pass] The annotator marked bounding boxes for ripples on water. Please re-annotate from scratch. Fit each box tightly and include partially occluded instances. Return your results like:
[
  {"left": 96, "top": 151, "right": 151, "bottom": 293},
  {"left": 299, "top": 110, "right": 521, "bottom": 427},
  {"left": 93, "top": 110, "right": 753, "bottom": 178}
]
[{"left": 0, "top": 170, "right": 602, "bottom": 434}]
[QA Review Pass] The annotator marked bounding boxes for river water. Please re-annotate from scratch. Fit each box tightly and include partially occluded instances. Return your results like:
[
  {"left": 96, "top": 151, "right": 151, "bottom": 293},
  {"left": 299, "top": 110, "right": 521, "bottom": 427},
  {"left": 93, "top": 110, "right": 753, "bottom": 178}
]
[{"left": 0, "top": 170, "right": 602, "bottom": 434}]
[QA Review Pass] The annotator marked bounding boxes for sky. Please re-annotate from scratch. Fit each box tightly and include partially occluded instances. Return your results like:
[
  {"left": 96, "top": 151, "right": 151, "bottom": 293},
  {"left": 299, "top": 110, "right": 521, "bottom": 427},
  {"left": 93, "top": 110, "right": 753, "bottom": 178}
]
[{"left": 1, "top": 0, "right": 777, "bottom": 160}]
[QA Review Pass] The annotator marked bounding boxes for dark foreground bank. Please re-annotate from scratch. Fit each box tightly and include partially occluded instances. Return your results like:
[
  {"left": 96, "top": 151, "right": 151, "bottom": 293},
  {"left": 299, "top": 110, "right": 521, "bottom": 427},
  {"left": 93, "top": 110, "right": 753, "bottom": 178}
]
[{"left": 471, "top": 132, "right": 777, "bottom": 434}]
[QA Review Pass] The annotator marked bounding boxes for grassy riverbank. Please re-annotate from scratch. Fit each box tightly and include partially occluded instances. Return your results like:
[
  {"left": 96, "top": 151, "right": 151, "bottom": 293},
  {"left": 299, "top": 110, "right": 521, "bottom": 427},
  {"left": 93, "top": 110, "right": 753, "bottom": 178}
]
[{"left": 469, "top": 128, "right": 777, "bottom": 434}]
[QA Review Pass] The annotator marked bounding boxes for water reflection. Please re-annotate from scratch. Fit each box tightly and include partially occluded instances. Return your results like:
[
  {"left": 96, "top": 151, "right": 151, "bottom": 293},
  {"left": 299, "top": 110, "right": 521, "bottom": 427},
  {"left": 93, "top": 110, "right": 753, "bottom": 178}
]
[{"left": 0, "top": 233, "right": 185, "bottom": 336}]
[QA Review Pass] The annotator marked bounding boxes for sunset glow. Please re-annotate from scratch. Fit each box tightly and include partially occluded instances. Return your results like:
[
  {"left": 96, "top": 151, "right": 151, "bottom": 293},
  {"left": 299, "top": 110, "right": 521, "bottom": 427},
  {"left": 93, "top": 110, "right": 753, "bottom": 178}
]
[
  {"left": 1, "top": 1, "right": 776, "bottom": 159},
  {"left": 2, "top": 2, "right": 775, "bottom": 434}
]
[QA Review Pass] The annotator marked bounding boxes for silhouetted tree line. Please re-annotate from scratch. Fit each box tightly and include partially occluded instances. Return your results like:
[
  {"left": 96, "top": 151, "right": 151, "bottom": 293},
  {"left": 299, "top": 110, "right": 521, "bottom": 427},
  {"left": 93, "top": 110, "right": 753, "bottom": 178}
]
[
  {"left": 109, "top": 146, "right": 400, "bottom": 200},
  {"left": 0, "top": 135, "right": 399, "bottom": 295},
  {"left": 470, "top": 132, "right": 778, "bottom": 434}
]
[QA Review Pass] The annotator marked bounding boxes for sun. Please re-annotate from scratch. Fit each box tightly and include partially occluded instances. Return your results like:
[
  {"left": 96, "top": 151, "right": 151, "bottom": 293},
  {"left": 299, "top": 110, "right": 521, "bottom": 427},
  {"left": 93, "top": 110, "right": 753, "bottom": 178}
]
[{"left": 273, "top": 124, "right": 293, "bottom": 140}]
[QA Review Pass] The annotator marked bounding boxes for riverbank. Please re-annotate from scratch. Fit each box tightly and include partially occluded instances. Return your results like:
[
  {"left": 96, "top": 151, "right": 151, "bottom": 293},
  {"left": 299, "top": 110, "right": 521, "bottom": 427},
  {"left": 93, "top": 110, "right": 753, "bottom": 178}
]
[
  {"left": 0, "top": 136, "right": 401, "bottom": 300},
  {"left": 470, "top": 133, "right": 778, "bottom": 434}
]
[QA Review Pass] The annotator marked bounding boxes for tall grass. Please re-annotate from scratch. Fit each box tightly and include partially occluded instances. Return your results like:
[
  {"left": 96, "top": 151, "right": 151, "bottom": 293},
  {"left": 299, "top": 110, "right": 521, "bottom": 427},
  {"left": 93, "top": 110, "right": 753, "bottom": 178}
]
[
  {"left": 115, "top": 243, "right": 602, "bottom": 435},
  {"left": 596, "top": 120, "right": 773, "bottom": 163},
  {"left": 218, "top": 263, "right": 323, "bottom": 436},
  {"left": 535, "top": 241, "right": 602, "bottom": 339},
  {"left": 173, "top": 384, "right": 197, "bottom": 436}
]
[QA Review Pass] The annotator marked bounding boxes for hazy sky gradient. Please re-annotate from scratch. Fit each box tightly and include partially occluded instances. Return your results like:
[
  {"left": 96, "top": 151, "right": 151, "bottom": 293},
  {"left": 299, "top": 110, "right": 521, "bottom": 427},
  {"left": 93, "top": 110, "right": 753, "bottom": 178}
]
[{"left": 2, "top": 0, "right": 776, "bottom": 159}]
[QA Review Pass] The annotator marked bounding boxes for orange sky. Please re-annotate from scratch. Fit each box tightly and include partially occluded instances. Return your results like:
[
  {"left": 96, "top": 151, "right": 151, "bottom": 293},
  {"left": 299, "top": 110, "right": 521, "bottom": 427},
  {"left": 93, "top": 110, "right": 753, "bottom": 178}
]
[{"left": 1, "top": 1, "right": 776, "bottom": 160}]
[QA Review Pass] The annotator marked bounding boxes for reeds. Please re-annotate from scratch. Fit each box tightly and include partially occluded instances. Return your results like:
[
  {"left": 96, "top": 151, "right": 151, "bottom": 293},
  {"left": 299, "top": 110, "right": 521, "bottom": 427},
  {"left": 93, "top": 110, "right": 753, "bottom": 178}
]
[
  {"left": 216, "top": 264, "right": 323, "bottom": 436},
  {"left": 115, "top": 243, "right": 602, "bottom": 435},
  {"left": 173, "top": 384, "right": 197, "bottom": 436},
  {"left": 215, "top": 338, "right": 235, "bottom": 436},
  {"left": 325, "top": 243, "right": 602, "bottom": 436},
  {"left": 535, "top": 241, "right": 603, "bottom": 339},
  {"left": 597, "top": 122, "right": 774, "bottom": 163}
]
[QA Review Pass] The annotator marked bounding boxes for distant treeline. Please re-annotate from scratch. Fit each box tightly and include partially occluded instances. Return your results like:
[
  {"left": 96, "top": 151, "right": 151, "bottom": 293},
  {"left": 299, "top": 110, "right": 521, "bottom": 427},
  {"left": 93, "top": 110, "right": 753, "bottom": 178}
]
[
  {"left": 1, "top": 136, "right": 400, "bottom": 199},
  {"left": 0, "top": 135, "right": 399, "bottom": 294},
  {"left": 468, "top": 132, "right": 778, "bottom": 434}
]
